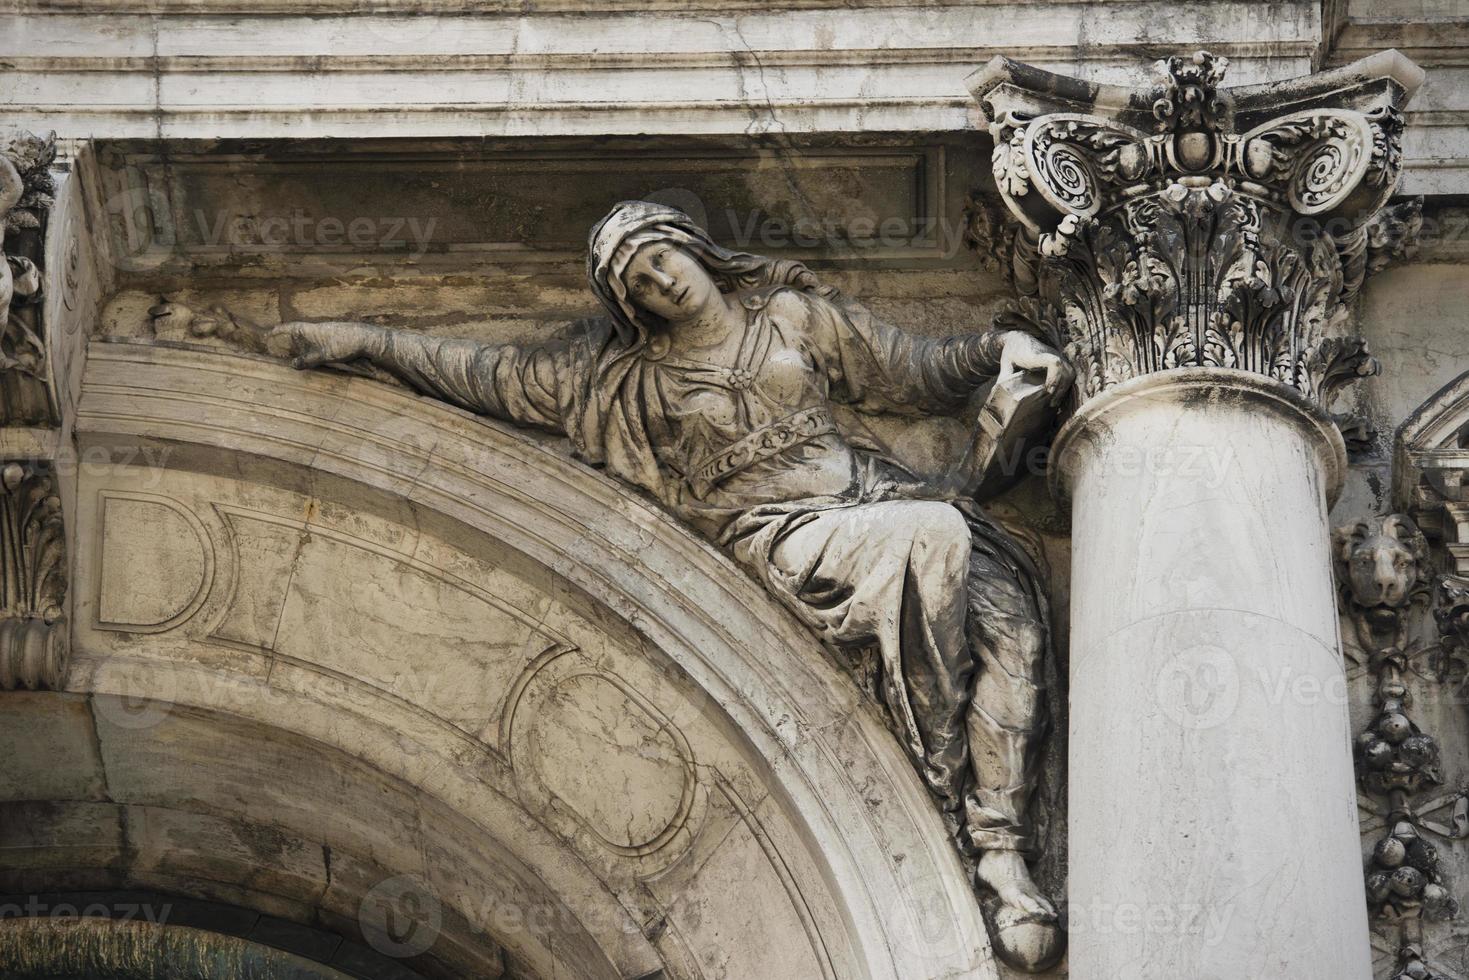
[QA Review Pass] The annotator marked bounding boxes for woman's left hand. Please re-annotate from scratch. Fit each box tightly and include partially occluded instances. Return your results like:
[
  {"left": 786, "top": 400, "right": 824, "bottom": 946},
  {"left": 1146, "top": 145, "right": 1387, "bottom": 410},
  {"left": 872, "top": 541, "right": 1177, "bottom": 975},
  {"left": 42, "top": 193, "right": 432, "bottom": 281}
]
[{"left": 999, "top": 332, "right": 1075, "bottom": 407}]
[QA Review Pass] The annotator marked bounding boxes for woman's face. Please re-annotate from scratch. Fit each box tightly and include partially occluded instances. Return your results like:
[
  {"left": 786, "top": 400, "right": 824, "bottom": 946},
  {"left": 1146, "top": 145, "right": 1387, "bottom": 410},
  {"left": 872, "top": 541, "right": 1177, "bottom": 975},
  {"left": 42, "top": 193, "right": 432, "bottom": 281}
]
[{"left": 622, "top": 240, "right": 722, "bottom": 323}]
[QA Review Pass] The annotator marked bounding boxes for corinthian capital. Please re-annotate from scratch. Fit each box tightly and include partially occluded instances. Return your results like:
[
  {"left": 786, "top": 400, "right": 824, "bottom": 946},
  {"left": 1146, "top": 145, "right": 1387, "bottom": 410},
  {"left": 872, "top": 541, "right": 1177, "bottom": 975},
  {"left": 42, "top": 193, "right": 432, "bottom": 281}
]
[{"left": 968, "top": 50, "right": 1424, "bottom": 410}]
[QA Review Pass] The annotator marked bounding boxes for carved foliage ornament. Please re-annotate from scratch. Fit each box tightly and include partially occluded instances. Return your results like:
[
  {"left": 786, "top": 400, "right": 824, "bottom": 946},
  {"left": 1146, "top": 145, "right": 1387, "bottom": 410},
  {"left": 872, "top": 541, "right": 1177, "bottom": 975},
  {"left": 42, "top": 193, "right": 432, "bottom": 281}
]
[
  {"left": 1392, "top": 943, "right": 1452, "bottom": 980},
  {"left": 0, "top": 462, "right": 67, "bottom": 690},
  {"left": 972, "top": 51, "right": 1421, "bottom": 412}
]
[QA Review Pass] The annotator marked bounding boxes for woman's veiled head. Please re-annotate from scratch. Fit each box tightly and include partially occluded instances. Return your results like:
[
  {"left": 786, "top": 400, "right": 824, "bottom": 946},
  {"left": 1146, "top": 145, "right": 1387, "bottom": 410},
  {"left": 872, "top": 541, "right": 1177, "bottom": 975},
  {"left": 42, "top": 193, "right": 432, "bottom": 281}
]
[
  {"left": 588, "top": 201, "right": 724, "bottom": 344},
  {"left": 619, "top": 238, "right": 725, "bottom": 325},
  {"left": 587, "top": 200, "right": 834, "bottom": 346}
]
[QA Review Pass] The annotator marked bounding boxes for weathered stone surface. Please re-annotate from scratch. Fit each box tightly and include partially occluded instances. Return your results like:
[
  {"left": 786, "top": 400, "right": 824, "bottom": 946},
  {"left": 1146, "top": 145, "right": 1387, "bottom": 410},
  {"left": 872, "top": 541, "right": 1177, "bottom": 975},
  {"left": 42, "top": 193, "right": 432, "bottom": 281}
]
[
  {"left": 52, "top": 339, "right": 997, "bottom": 979},
  {"left": 1056, "top": 371, "right": 1368, "bottom": 978},
  {"left": 0, "top": 691, "right": 105, "bottom": 801},
  {"left": 9, "top": 7, "right": 1469, "bottom": 977},
  {"left": 0, "top": 3, "right": 1321, "bottom": 140}
]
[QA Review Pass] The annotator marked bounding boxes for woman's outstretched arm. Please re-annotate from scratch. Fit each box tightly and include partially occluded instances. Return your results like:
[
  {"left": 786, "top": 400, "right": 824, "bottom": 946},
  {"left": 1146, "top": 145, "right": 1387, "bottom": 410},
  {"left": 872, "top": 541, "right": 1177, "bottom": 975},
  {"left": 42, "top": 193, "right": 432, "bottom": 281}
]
[
  {"left": 270, "top": 320, "right": 572, "bottom": 434},
  {"left": 792, "top": 290, "right": 1072, "bottom": 415}
]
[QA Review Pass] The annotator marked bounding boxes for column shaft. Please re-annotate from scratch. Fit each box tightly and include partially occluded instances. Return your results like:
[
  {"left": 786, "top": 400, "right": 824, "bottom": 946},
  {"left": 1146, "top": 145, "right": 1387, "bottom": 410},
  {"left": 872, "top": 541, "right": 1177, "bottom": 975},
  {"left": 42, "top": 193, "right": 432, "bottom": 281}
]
[{"left": 1058, "top": 371, "right": 1369, "bottom": 979}]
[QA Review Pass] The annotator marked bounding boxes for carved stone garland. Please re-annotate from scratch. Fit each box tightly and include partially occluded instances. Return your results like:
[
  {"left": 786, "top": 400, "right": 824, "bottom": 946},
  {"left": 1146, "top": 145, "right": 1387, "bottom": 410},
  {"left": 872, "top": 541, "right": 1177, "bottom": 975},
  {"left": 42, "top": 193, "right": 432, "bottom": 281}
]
[
  {"left": 1393, "top": 943, "right": 1452, "bottom": 980},
  {"left": 971, "top": 50, "right": 1418, "bottom": 414},
  {"left": 1371, "top": 372, "right": 1469, "bottom": 978},
  {"left": 1334, "top": 511, "right": 1469, "bottom": 979},
  {"left": 0, "top": 130, "right": 67, "bottom": 691},
  {"left": 1335, "top": 516, "right": 1462, "bottom": 925}
]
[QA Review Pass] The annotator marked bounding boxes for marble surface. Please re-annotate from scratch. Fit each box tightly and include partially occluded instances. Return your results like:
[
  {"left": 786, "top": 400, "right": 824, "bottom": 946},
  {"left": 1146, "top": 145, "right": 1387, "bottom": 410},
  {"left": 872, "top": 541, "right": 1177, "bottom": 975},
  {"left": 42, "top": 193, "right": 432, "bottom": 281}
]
[{"left": 1057, "top": 372, "right": 1370, "bottom": 979}]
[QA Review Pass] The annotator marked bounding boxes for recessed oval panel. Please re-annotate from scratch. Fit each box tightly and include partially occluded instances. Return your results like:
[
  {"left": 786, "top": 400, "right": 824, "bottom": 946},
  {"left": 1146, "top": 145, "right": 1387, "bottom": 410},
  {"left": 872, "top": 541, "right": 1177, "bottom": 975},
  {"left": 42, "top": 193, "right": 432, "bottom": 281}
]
[{"left": 524, "top": 673, "right": 692, "bottom": 852}]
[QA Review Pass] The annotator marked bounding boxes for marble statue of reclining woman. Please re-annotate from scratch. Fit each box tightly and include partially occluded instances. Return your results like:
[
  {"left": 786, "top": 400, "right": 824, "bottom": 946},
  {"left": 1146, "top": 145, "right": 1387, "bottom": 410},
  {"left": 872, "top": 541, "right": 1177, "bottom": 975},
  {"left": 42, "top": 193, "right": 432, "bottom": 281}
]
[{"left": 271, "top": 200, "right": 1075, "bottom": 972}]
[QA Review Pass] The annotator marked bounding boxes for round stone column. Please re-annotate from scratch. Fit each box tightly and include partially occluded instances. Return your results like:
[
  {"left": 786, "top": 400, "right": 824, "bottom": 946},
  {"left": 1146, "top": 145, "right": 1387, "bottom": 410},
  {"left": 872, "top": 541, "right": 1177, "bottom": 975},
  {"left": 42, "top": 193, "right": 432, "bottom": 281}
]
[{"left": 1052, "top": 369, "right": 1369, "bottom": 979}]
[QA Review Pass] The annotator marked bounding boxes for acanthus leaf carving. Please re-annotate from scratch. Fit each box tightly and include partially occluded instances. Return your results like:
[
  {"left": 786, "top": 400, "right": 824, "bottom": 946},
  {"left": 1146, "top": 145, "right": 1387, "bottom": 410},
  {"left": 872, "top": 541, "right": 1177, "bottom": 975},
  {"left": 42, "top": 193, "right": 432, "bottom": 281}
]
[
  {"left": 0, "top": 461, "right": 68, "bottom": 691},
  {"left": 975, "top": 51, "right": 1416, "bottom": 419}
]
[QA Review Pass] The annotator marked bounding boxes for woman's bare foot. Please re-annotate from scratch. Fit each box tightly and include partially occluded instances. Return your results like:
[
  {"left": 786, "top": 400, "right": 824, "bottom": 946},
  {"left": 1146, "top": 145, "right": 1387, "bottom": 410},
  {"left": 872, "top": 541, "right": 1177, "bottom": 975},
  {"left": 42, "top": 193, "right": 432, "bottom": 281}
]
[
  {"left": 977, "top": 850, "right": 1055, "bottom": 919},
  {"left": 976, "top": 850, "right": 1064, "bottom": 972}
]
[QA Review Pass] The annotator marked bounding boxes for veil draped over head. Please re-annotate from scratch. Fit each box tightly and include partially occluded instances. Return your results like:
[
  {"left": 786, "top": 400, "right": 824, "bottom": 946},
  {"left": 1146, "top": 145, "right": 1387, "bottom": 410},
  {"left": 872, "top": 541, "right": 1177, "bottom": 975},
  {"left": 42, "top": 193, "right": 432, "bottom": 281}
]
[
  {"left": 587, "top": 200, "right": 836, "bottom": 347},
  {"left": 565, "top": 200, "right": 841, "bottom": 507}
]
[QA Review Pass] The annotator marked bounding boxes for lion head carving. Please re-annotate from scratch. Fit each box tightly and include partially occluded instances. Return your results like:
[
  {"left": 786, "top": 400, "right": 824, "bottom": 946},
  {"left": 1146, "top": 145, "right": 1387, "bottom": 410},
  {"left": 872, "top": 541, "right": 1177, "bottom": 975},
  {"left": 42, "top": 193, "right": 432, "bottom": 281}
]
[{"left": 1333, "top": 514, "right": 1431, "bottom": 611}]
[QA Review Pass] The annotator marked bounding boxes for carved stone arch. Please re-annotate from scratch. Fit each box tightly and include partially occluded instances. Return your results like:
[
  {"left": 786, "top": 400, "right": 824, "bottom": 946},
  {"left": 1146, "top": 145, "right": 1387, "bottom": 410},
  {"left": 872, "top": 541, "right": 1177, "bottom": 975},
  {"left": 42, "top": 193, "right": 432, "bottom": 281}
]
[
  {"left": 1395, "top": 369, "right": 1469, "bottom": 574},
  {"left": 14, "top": 339, "right": 998, "bottom": 979}
]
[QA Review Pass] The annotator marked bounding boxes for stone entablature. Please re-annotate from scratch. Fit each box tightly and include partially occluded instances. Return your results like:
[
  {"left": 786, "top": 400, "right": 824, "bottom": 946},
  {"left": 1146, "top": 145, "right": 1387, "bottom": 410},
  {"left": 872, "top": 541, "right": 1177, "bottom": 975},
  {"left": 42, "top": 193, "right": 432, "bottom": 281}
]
[
  {"left": 0, "top": 1, "right": 1321, "bottom": 140},
  {"left": 9, "top": 1, "right": 1469, "bottom": 196}
]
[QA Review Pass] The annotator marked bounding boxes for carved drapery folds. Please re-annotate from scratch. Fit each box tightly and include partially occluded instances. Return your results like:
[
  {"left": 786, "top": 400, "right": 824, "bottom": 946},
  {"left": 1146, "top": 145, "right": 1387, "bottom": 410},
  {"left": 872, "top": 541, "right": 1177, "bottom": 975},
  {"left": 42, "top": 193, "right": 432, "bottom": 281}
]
[
  {"left": 968, "top": 50, "right": 1423, "bottom": 413},
  {"left": 0, "top": 462, "right": 67, "bottom": 690},
  {"left": 2, "top": 131, "right": 57, "bottom": 427}
]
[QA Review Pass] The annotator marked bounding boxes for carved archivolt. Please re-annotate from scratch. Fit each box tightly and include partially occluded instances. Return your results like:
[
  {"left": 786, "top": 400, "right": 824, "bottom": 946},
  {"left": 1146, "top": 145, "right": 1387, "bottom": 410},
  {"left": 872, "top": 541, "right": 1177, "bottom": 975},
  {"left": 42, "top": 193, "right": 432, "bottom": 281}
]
[
  {"left": 74, "top": 340, "right": 998, "bottom": 980},
  {"left": 971, "top": 51, "right": 1421, "bottom": 414}
]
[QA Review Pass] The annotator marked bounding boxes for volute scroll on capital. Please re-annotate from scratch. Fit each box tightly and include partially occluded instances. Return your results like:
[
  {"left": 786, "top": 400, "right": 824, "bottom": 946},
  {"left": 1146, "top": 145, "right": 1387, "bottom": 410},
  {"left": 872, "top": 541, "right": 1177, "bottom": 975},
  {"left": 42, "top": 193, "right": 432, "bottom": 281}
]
[
  {"left": 967, "top": 50, "right": 1425, "bottom": 413},
  {"left": 977, "top": 51, "right": 1413, "bottom": 232}
]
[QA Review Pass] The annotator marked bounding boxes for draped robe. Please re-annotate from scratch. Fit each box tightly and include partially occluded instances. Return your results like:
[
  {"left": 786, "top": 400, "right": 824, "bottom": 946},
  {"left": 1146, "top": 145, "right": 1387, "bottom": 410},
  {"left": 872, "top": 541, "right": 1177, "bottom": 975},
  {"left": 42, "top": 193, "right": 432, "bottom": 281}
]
[{"left": 378, "top": 284, "right": 1050, "bottom": 855}]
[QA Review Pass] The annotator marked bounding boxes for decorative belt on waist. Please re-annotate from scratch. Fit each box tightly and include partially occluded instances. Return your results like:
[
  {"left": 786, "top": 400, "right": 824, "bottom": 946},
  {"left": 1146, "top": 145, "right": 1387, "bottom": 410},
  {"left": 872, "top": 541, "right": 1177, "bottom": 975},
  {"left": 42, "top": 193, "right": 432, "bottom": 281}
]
[{"left": 688, "top": 406, "right": 837, "bottom": 497}]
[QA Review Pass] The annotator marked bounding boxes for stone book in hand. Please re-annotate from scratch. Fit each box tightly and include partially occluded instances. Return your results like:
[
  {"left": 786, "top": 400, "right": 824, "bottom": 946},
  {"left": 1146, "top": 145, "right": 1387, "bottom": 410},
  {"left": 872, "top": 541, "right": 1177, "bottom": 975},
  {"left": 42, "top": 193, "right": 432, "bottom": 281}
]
[{"left": 949, "top": 370, "right": 1053, "bottom": 501}]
